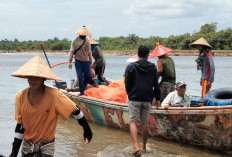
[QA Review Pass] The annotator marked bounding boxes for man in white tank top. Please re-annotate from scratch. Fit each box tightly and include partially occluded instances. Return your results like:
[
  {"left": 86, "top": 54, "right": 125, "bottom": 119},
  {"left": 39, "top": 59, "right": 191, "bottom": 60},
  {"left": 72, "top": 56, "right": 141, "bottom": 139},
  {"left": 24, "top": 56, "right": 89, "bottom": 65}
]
[{"left": 161, "top": 81, "right": 190, "bottom": 109}]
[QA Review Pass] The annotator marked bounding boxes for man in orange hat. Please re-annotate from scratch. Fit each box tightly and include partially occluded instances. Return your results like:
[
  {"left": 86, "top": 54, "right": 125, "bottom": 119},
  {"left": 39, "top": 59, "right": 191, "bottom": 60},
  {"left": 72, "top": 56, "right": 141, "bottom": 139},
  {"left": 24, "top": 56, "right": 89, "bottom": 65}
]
[
  {"left": 89, "top": 38, "right": 109, "bottom": 85},
  {"left": 150, "top": 43, "right": 176, "bottom": 103},
  {"left": 9, "top": 55, "right": 92, "bottom": 157},
  {"left": 69, "top": 26, "right": 93, "bottom": 95},
  {"left": 190, "top": 37, "right": 215, "bottom": 103}
]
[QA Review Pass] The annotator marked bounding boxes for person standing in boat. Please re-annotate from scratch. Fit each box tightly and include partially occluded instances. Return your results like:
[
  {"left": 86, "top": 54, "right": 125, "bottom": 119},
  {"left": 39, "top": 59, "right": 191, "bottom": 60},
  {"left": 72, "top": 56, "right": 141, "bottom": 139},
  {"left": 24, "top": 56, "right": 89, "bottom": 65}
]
[
  {"left": 9, "top": 55, "right": 92, "bottom": 157},
  {"left": 66, "top": 66, "right": 98, "bottom": 92},
  {"left": 150, "top": 43, "right": 176, "bottom": 103},
  {"left": 190, "top": 37, "right": 215, "bottom": 103},
  {"left": 124, "top": 45, "right": 161, "bottom": 156},
  {"left": 69, "top": 26, "right": 92, "bottom": 95},
  {"left": 89, "top": 38, "right": 109, "bottom": 85},
  {"left": 161, "top": 81, "right": 190, "bottom": 109}
]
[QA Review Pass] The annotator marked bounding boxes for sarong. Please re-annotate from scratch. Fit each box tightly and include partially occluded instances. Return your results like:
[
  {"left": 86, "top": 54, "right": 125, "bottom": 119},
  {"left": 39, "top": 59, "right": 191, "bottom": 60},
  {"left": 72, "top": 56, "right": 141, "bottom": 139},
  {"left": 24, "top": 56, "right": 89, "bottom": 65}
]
[{"left": 21, "top": 139, "right": 55, "bottom": 157}]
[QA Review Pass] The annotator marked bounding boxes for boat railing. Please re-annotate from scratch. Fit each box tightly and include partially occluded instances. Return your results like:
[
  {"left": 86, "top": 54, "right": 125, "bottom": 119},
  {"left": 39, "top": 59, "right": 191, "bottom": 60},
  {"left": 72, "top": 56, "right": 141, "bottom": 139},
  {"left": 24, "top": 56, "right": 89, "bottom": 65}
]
[{"left": 62, "top": 88, "right": 232, "bottom": 111}]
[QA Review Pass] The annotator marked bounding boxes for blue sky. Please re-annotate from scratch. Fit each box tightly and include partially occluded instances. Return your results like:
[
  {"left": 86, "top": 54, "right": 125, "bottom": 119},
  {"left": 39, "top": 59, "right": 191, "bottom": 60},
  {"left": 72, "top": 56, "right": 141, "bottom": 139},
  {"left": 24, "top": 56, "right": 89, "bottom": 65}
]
[{"left": 0, "top": 0, "right": 232, "bottom": 41}]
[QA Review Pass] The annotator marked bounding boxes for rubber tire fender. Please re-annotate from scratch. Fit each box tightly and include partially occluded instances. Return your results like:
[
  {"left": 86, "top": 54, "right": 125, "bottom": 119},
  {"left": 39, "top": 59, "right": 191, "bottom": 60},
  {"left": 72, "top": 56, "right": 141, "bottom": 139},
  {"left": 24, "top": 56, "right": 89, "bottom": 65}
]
[{"left": 203, "top": 88, "right": 232, "bottom": 106}]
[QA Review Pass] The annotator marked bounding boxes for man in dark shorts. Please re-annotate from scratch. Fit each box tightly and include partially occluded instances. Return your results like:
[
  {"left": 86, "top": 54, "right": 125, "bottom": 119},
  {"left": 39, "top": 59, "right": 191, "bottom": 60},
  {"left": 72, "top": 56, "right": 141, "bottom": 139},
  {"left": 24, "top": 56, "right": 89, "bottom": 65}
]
[{"left": 124, "top": 45, "right": 161, "bottom": 156}]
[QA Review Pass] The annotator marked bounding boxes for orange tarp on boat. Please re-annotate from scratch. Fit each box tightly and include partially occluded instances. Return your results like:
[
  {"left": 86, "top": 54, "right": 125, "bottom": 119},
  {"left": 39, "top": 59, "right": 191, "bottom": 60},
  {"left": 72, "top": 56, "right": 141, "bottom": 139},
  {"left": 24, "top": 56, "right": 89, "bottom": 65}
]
[{"left": 84, "top": 80, "right": 127, "bottom": 103}]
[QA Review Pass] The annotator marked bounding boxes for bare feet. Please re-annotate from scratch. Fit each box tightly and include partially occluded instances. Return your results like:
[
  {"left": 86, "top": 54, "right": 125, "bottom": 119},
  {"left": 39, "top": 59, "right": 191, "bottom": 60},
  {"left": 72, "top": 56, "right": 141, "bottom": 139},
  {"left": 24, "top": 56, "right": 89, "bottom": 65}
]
[
  {"left": 66, "top": 88, "right": 72, "bottom": 92},
  {"left": 66, "top": 88, "right": 69, "bottom": 92},
  {"left": 133, "top": 147, "right": 140, "bottom": 154},
  {"left": 142, "top": 146, "right": 146, "bottom": 153},
  {"left": 133, "top": 148, "right": 142, "bottom": 157}
]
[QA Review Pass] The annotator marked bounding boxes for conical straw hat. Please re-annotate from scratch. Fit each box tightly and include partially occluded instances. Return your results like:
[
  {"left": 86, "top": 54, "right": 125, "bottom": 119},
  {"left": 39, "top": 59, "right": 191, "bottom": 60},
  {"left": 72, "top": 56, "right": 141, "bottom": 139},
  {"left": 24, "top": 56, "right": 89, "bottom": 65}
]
[
  {"left": 11, "top": 55, "right": 62, "bottom": 81},
  {"left": 89, "top": 38, "right": 99, "bottom": 45},
  {"left": 189, "top": 37, "right": 212, "bottom": 48},
  {"left": 75, "top": 26, "right": 92, "bottom": 36},
  {"left": 150, "top": 43, "right": 172, "bottom": 58}
]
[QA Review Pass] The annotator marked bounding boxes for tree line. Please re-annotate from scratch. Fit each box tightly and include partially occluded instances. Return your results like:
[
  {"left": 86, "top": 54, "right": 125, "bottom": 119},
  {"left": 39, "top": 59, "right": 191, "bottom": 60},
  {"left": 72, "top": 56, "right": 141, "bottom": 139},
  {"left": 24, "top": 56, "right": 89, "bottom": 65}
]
[{"left": 1, "top": 23, "right": 232, "bottom": 52}]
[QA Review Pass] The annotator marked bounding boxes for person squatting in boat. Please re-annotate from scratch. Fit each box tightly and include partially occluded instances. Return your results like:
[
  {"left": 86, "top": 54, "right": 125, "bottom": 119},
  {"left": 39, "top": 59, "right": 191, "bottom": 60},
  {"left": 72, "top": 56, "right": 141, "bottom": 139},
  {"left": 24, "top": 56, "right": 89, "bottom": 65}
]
[
  {"left": 66, "top": 66, "right": 98, "bottom": 92},
  {"left": 9, "top": 55, "right": 92, "bottom": 157}
]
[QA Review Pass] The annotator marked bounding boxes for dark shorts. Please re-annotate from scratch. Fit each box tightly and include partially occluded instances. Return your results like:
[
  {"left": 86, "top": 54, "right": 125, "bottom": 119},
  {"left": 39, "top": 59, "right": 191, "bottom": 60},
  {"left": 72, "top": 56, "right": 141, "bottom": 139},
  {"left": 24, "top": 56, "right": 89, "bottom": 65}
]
[
  {"left": 160, "top": 82, "right": 175, "bottom": 102},
  {"left": 95, "top": 66, "right": 106, "bottom": 82},
  {"left": 128, "top": 100, "right": 151, "bottom": 123}
]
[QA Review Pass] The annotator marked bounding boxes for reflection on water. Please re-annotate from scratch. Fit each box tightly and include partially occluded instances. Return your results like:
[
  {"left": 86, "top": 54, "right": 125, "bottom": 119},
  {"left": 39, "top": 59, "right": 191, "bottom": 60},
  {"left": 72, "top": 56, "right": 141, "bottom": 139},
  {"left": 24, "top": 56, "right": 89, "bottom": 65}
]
[{"left": 0, "top": 53, "right": 232, "bottom": 157}]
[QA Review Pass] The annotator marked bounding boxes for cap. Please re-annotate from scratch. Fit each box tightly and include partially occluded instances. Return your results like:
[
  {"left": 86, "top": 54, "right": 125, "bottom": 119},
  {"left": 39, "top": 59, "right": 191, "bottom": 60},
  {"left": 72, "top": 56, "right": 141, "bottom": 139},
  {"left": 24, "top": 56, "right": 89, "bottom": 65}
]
[{"left": 176, "top": 81, "right": 187, "bottom": 88}]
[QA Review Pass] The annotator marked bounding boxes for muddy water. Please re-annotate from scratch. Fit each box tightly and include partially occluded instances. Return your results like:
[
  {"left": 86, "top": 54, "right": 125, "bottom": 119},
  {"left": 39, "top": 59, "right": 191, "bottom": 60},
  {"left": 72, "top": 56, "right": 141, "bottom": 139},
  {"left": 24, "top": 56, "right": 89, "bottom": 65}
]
[{"left": 0, "top": 53, "right": 231, "bottom": 157}]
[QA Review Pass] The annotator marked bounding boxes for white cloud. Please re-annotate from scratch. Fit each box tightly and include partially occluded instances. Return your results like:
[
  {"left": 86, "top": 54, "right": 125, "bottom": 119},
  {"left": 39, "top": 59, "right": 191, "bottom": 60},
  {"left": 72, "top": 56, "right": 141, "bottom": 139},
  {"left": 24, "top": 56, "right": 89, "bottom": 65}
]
[
  {"left": 124, "top": 0, "right": 232, "bottom": 20},
  {"left": 122, "top": 0, "right": 232, "bottom": 37},
  {"left": 0, "top": 0, "right": 231, "bottom": 40}
]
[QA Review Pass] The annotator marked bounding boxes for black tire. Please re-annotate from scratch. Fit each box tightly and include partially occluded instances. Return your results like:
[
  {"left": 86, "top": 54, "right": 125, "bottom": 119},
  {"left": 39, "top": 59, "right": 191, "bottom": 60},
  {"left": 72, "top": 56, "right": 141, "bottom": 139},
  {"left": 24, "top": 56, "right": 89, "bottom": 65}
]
[
  {"left": 190, "top": 101, "right": 202, "bottom": 107},
  {"left": 203, "top": 88, "right": 232, "bottom": 106}
]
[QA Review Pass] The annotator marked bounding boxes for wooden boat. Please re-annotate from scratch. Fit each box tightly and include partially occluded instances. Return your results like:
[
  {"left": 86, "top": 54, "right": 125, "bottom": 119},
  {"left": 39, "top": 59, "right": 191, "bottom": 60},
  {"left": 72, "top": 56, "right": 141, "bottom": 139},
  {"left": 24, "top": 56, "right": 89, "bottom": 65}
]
[{"left": 61, "top": 89, "right": 232, "bottom": 151}]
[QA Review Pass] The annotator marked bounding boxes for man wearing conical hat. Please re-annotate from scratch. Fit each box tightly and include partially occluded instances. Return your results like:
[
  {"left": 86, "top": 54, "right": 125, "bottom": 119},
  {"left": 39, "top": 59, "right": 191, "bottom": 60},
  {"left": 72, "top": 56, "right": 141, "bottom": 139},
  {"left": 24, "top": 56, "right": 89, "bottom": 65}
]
[
  {"left": 69, "top": 26, "right": 92, "bottom": 95},
  {"left": 9, "top": 55, "right": 92, "bottom": 157},
  {"left": 150, "top": 43, "right": 176, "bottom": 103},
  {"left": 89, "top": 38, "right": 109, "bottom": 85},
  {"left": 190, "top": 37, "right": 215, "bottom": 104}
]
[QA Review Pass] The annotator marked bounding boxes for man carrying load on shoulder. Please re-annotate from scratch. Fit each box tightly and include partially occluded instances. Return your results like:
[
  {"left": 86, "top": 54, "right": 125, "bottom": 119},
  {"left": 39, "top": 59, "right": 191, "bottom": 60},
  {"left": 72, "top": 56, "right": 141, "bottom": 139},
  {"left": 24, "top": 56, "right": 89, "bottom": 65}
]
[
  {"left": 9, "top": 55, "right": 92, "bottom": 157},
  {"left": 190, "top": 37, "right": 215, "bottom": 103},
  {"left": 161, "top": 81, "right": 190, "bottom": 109},
  {"left": 124, "top": 45, "right": 161, "bottom": 157}
]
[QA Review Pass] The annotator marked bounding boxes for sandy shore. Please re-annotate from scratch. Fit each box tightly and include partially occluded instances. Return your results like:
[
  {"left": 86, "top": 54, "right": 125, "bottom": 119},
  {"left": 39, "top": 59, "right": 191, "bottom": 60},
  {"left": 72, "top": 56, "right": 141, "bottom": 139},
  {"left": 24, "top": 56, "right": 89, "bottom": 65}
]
[{"left": 1, "top": 50, "right": 232, "bottom": 56}]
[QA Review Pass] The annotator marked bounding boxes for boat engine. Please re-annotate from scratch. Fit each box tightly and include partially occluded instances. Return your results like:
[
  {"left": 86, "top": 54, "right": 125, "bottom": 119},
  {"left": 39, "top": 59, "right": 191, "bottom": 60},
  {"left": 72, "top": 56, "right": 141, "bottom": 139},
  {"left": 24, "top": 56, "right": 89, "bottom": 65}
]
[{"left": 53, "top": 81, "right": 67, "bottom": 89}]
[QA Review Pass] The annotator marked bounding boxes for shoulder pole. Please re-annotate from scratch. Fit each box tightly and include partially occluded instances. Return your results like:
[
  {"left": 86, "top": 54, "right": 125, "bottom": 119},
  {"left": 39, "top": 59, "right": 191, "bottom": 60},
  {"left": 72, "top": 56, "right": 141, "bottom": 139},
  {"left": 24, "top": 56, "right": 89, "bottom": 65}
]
[
  {"left": 40, "top": 44, "right": 59, "bottom": 89},
  {"left": 40, "top": 44, "right": 52, "bottom": 68}
]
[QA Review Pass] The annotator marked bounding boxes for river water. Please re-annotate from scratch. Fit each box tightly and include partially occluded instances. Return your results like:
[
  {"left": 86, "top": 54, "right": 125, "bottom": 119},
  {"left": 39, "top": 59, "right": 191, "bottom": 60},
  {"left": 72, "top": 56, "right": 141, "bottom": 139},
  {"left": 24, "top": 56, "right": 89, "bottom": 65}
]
[{"left": 0, "top": 53, "right": 231, "bottom": 157}]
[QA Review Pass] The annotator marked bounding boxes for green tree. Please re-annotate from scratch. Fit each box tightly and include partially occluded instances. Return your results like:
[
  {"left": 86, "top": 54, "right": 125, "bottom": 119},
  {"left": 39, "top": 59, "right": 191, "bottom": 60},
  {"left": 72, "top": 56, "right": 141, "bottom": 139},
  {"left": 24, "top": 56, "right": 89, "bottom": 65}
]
[
  {"left": 199, "top": 22, "right": 217, "bottom": 34},
  {"left": 1, "top": 23, "right": 232, "bottom": 51},
  {"left": 16, "top": 46, "right": 22, "bottom": 52}
]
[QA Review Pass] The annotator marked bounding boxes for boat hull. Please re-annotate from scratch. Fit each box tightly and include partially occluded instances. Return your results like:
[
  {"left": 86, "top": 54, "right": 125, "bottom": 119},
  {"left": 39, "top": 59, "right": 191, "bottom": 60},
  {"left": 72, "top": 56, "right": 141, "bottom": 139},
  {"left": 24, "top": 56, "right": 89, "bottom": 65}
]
[{"left": 64, "top": 91, "right": 232, "bottom": 151}]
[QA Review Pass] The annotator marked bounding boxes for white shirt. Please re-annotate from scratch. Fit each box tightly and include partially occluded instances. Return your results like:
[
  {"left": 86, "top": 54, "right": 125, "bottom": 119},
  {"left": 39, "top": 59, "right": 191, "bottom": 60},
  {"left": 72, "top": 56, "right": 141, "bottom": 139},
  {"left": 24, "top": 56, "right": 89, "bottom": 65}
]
[{"left": 161, "top": 91, "right": 190, "bottom": 107}]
